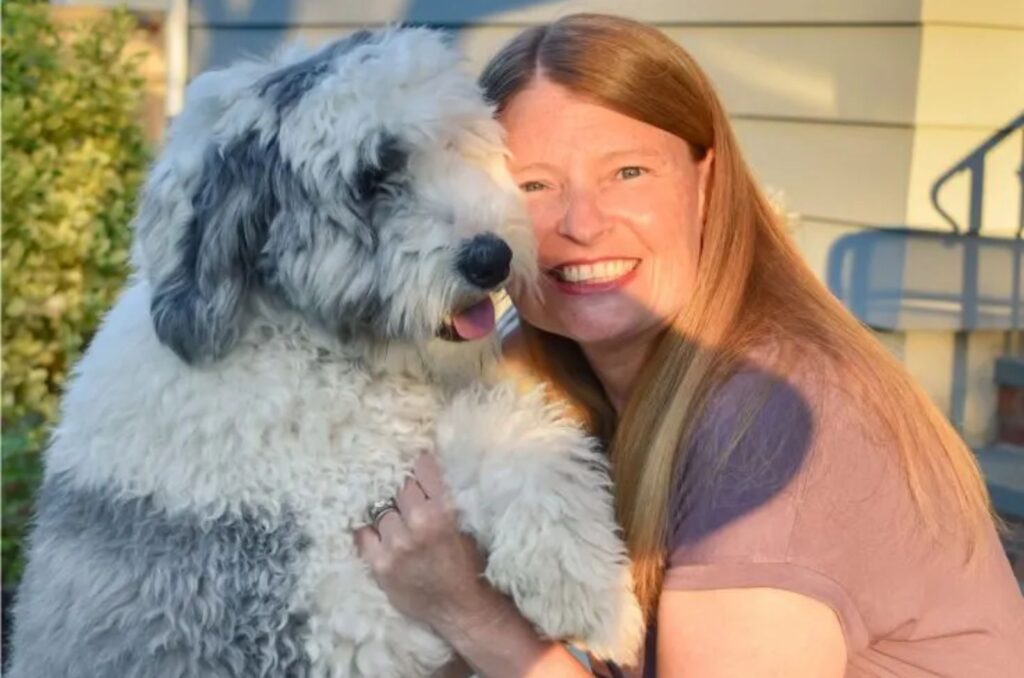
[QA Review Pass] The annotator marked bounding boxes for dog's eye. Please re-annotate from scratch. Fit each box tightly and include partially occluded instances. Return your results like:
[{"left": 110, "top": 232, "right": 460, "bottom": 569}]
[
  {"left": 355, "top": 165, "right": 390, "bottom": 200},
  {"left": 354, "top": 133, "right": 408, "bottom": 201}
]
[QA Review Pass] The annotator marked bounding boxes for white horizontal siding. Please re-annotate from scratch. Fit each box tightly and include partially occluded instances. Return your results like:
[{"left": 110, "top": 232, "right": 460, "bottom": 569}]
[
  {"left": 188, "top": 0, "right": 924, "bottom": 28},
  {"left": 921, "top": 0, "right": 1024, "bottom": 29},
  {"left": 192, "top": 24, "right": 925, "bottom": 125},
  {"left": 907, "top": 125, "right": 1023, "bottom": 237},
  {"left": 916, "top": 25, "right": 1024, "bottom": 128},
  {"left": 733, "top": 119, "right": 915, "bottom": 226},
  {"left": 460, "top": 25, "right": 926, "bottom": 126},
  {"left": 185, "top": 2, "right": 1022, "bottom": 245}
]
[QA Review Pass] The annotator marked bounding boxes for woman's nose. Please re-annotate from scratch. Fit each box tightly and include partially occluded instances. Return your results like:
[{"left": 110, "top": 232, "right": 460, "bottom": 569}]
[{"left": 557, "top": 190, "right": 612, "bottom": 245}]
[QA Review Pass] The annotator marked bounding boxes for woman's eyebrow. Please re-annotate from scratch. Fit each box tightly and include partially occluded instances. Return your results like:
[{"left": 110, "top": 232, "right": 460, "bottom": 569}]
[
  {"left": 598, "top": 148, "right": 667, "bottom": 162},
  {"left": 508, "top": 160, "right": 560, "bottom": 173},
  {"left": 509, "top": 149, "right": 668, "bottom": 172}
]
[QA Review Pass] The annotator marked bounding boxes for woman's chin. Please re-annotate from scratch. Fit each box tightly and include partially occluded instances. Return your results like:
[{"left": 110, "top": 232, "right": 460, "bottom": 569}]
[
  {"left": 545, "top": 315, "right": 654, "bottom": 347},
  {"left": 517, "top": 296, "right": 667, "bottom": 346}
]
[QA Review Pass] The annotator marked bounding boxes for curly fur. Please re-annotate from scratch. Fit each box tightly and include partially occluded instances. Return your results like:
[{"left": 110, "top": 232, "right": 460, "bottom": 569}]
[{"left": 8, "top": 27, "right": 644, "bottom": 678}]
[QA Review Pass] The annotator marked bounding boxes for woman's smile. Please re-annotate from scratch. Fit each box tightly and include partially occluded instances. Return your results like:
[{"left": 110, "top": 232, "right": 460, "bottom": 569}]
[
  {"left": 502, "top": 76, "right": 711, "bottom": 345},
  {"left": 546, "top": 257, "right": 641, "bottom": 294}
]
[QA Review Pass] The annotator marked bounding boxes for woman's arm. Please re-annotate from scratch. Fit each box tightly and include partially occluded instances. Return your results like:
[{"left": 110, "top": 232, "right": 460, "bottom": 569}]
[
  {"left": 355, "top": 454, "right": 592, "bottom": 678},
  {"left": 658, "top": 587, "right": 846, "bottom": 677},
  {"left": 431, "top": 585, "right": 593, "bottom": 677}
]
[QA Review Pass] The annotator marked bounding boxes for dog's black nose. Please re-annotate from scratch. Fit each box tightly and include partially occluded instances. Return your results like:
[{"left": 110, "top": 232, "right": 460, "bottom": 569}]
[{"left": 457, "top": 234, "right": 512, "bottom": 289}]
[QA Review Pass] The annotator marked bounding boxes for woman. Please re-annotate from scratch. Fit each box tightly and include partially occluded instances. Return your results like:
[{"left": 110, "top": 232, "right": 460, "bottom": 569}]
[{"left": 354, "top": 14, "right": 1024, "bottom": 677}]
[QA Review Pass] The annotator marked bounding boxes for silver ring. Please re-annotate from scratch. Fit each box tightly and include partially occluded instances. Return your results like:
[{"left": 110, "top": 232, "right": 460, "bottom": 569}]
[{"left": 367, "top": 497, "right": 399, "bottom": 526}]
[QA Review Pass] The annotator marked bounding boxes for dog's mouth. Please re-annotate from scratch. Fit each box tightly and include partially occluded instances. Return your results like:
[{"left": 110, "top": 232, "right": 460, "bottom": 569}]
[{"left": 437, "top": 296, "right": 497, "bottom": 342}]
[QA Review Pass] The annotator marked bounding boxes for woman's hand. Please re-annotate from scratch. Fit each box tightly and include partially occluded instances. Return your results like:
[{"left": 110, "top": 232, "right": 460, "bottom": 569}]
[
  {"left": 354, "top": 453, "right": 497, "bottom": 635},
  {"left": 355, "top": 453, "right": 593, "bottom": 678}
]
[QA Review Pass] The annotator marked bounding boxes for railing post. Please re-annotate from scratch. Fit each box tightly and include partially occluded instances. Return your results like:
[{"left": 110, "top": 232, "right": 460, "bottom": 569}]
[
  {"left": 1017, "top": 132, "right": 1023, "bottom": 239},
  {"left": 968, "top": 158, "right": 986, "bottom": 235},
  {"left": 931, "top": 112, "right": 1024, "bottom": 236}
]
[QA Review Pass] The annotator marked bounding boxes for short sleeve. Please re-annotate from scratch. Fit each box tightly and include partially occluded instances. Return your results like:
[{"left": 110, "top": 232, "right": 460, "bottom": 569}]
[
  {"left": 662, "top": 364, "right": 871, "bottom": 653},
  {"left": 663, "top": 562, "right": 869, "bottom": 653}
]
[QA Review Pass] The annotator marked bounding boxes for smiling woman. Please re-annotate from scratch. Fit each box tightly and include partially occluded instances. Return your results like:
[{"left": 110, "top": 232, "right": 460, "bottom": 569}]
[
  {"left": 502, "top": 78, "right": 709, "bottom": 368},
  {"left": 356, "top": 13, "right": 1024, "bottom": 678}
]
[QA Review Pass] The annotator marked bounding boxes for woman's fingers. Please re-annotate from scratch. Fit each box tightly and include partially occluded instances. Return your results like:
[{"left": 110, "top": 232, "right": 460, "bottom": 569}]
[
  {"left": 354, "top": 524, "right": 382, "bottom": 561},
  {"left": 351, "top": 454, "right": 488, "bottom": 629},
  {"left": 412, "top": 452, "right": 449, "bottom": 500},
  {"left": 376, "top": 508, "right": 407, "bottom": 545},
  {"left": 397, "top": 474, "right": 429, "bottom": 510}
]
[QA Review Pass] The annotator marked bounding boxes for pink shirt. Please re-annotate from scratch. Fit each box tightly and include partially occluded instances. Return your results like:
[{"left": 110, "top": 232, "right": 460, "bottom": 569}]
[{"left": 613, "top": 354, "right": 1024, "bottom": 677}]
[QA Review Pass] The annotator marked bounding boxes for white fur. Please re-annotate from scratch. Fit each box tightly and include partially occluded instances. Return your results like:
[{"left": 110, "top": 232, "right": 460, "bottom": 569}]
[{"left": 38, "top": 27, "right": 643, "bottom": 677}]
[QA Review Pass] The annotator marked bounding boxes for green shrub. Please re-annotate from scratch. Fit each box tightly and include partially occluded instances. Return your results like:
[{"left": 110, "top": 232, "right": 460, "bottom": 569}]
[{"left": 1, "top": 0, "right": 149, "bottom": 585}]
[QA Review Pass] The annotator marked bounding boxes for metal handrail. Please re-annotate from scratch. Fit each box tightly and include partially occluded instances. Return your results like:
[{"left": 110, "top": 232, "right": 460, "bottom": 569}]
[{"left": 930, "top": 111, "right": 1024, "bottom": 237}]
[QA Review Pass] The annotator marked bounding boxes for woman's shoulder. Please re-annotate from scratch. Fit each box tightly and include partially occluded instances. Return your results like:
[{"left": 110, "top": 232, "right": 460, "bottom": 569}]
[
  {"left": 705, "top": 340, "right": 879, "bottom": 449},
  {"left": 670, "top": 343, "right": 907, "bottom": 646},
  {"left": 696, "top": 342, "right": 847, "bottom": 448},
  {"left": 680, "top": 338, "right": 948, "bottom": 578},
  {"left": 671, "top": 340, "right": 1024, "bottom": 668},
  {"left": 676, "top": 339, "right": 901, "bottom": 552}
]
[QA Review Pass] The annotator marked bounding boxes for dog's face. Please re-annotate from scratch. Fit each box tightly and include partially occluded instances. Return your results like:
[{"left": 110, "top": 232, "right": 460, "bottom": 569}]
[{"left": 134, "top": 29, "right": 534, "bottom": 365}]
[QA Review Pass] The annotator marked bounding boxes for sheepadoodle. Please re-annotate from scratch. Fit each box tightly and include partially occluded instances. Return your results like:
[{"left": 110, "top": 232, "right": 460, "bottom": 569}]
[{"left": 8, "top": 28, "right": 644, "bottom": 677}]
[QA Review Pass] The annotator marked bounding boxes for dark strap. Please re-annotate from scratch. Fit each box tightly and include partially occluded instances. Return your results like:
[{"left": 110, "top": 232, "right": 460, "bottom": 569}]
[{"left": 591, "top": 659, "right": 627, "bottom": 678}]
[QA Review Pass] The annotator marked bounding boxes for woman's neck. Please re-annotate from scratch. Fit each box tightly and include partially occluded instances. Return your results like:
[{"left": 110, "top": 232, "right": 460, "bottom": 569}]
[{"left": 580, "top": 327, "right": 663, "bottom": 415}]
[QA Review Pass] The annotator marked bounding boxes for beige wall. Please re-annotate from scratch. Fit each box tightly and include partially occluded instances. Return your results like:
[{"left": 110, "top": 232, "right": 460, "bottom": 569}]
[
  {"left": 880, "top": 330, "right": 1010, "bottom": 443},
  {"left": 187, "top": 0, "right": 1022, "bottom": 235},
  {"left": 184, "top": 0, "right": 1024, "bottom": 442}
]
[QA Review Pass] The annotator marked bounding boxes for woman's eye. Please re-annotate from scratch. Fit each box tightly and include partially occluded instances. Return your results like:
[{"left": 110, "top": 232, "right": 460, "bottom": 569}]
[
  {"left": 519, "top": 180, "right": 548, "bottom": 193},
  {"left": 617, "top": 166, "right": 647, "bottom": 180}
]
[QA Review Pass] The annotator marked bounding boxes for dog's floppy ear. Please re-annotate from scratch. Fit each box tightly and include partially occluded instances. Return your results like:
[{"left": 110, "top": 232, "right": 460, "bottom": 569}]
[{"left": 150, "top": 132, "right": 281, "bottom": 364}]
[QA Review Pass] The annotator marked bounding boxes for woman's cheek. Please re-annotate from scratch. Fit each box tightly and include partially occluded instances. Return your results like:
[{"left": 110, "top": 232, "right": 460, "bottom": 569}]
[{"left": 523, "top": 195, "right": 560, "bottom": 236}]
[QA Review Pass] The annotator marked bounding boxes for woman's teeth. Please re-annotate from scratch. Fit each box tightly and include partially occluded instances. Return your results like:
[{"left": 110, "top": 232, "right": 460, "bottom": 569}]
[{"left": 551, "top": 259, "right": 639, "bottom": 283}]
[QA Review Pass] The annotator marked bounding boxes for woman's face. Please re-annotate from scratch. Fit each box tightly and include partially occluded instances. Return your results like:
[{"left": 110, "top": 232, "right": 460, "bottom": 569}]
[{"left": 501, "top": 77, "right": 713, "bottom": 346}]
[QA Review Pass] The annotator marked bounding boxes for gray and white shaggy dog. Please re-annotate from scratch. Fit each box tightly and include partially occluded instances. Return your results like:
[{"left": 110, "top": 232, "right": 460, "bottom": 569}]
[{"left": 7, "top": 28, "right": 644, "bottom": 678}]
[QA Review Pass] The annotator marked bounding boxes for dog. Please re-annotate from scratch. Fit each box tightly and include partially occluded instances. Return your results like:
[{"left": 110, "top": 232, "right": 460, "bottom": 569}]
[{"left": 7, "top": 28, "right": 644, "bottom": 677}]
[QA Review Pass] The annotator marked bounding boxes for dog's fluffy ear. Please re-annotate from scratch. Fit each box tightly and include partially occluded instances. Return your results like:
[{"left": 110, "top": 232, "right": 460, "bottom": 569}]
[{"left": 150, "top": 132, "right": 281, "bottom": 364}]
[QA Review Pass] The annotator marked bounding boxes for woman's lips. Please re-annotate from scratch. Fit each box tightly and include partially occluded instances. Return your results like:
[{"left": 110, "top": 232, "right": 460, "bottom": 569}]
[{"left": 545, "top": 258, "right": 640, "bottom": 295}]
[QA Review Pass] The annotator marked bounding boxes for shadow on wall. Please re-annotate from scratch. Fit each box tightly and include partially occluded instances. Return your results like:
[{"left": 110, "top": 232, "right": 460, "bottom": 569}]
[
  {"left": 827, "top": 229, "right": 1023, "bottom": 332},
  {"left": 189, "top": 0, "right": 561, "bottom": 75},
  {"left": 403, "top": 0, "right": 560, "bottom": 22},
  {"left": 827, "top": 229, "right": 1023, "bottom": 432}
]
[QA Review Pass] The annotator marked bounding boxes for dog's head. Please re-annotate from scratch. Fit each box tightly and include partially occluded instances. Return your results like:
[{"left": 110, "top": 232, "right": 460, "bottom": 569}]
[{"left": 134, "top": 28, "right": 534, "bottom": 365}]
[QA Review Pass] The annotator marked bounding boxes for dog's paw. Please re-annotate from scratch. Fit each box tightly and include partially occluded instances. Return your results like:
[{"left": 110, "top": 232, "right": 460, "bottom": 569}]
[
  {"left": 484, "top": 517, "right": 645, "bottom": 666},
  {"left": 435, "top": 382, "right": 645, "bottom": 664}
]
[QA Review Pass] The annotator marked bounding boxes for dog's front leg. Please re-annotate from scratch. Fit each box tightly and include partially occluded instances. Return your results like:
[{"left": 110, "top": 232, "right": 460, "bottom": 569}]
[{"left": 434, "top": 384, "right": 645, "bottom": 666}]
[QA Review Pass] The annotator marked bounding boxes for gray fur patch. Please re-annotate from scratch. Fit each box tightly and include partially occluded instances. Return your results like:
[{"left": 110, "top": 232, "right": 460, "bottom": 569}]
[
  {"left": 351, "top": 132, "right": 408, "bottom": 206},
  {"left": 151, "top": 130, "right": 286, "bottom": 364},
  {"left": 259, "top": 31, "right": 375, "bottom": 115},
  {"left": 7, "top": 473, "right": 311, "bottom": 678}
]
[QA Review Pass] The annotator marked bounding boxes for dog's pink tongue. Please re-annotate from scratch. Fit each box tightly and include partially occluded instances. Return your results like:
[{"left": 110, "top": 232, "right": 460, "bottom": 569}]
[{"left": 452, "top": 297, "right": 496, "bottom": 341}]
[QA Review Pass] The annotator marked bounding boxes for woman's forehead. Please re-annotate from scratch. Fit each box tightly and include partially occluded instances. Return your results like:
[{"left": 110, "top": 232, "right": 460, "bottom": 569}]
[
  {"left": 502, "top": 84, "right": 688, "bottom": 166},
  {"left": 503, "top": 80, "right": 634, "bottom": 132}
]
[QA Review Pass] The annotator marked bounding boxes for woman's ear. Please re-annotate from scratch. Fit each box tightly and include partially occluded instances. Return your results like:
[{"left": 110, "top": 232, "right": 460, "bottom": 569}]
[{"left": 697, "top": 147, "right": 715, "bottom": 225}]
